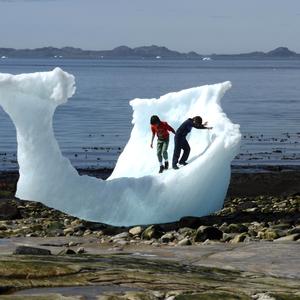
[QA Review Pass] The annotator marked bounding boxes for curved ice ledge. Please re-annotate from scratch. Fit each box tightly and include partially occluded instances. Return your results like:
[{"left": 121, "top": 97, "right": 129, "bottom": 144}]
[{"left": 0, "top": 68, "right": 241, "bottom": 226}]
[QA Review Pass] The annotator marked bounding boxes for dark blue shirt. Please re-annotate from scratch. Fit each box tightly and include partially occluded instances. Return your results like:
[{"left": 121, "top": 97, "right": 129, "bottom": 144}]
[{"left": 175, "top": 118, "right": 193, "bottom": 138}]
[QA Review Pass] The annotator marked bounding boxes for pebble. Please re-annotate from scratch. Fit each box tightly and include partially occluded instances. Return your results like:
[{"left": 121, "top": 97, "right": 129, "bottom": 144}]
[{"left": 1, "top": 195, "right": 299, "bottom": 247}]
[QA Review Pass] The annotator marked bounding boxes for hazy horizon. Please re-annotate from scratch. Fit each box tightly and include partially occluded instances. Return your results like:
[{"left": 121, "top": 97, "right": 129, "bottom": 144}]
[
  {"left": 0, "top": 44, "right": 298, "bottom": 56},
  {"left": 0, "top": 0, "right": 299, "bottom": 54}
]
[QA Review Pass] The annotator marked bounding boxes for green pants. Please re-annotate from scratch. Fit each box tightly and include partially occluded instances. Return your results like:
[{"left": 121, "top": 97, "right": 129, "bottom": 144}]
[{"left": 157, "top": 138, "right": 169, "bottom": 162}]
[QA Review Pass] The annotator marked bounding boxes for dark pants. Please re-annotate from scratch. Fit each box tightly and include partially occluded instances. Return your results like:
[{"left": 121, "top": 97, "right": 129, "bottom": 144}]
[{"left": 172, "top": 135, "right": 190, "bottom": 167}]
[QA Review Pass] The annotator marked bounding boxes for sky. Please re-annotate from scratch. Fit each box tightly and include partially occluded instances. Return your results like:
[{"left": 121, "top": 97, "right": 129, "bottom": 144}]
[{"left": 0, "top": 0, "right": 299, "bottom": 54}]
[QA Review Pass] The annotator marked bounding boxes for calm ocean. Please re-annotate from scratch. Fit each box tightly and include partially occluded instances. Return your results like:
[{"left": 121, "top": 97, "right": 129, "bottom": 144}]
[{"left": 0, "top": 58, "right": 299, "bottom": 171}]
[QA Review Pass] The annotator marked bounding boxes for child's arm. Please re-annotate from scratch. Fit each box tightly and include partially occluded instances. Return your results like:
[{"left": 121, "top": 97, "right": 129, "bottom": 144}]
[
  {"left": 195, "top": 122, "right": 213, "bottom": 130},
  {"left": 150, "top": 132, "right": 155, "bottom": 148},
  {"left": 167, "top": 123, "right": 176, "bottom": 134}
]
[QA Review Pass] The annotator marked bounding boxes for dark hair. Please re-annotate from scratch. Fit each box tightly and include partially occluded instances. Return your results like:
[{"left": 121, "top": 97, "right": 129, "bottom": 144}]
[
  {"left": 150, "top": 115, "right": 161, "bottom": 125},
  {"left": 192, "top": 116, "right": 202, "bottom": 128}
]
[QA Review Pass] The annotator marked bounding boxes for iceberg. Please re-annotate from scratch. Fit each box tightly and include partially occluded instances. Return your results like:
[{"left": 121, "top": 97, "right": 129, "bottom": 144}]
[{"left": 0, "top": 68, "right": 241, "bottom": 226}]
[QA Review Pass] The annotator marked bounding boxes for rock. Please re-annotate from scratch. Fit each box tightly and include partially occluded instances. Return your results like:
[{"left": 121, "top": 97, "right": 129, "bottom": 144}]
[
  {"left": 68, "top": 241, "right": 78, "bottom": 247},
  {"left": 13, "top": 246, "right": 51, "bottom": 255},
  {"left": 0, "top": 202, "right": 21, "bottom": 220},
  {"left": 141, "top": 225, "right": 164, "bottom": 240},
  {"left": 83, "top": 229, "right": 92, "bottom": 236},
  {"left": 58, "top": 248, "right": 76, "bottom": 255},
  {"left": 111, "top": 232, "right": 129, "bottom": 240},
  {"left": 225, "top": 223, "right": 248, "bottom": 233},
  {"left": 46, "top": 221, "right": 64, "bottom": 231},
  {"left": 177, "top": 237, "right": 192, "bottom": 246},
  {"left": 222, "top": 233, "right": 235, "bottom": 242},
  {"left": 288, "top": 225, "right": 300, "bottom": 234},
  {"left": 160, "top": 232, "right": 175, "bottom": 243},
  {"left": 76, "top": 247, "right": 85, "bottom": 254},
  {"left": 194, "top": 226, "right": 223, "bottom": 242},
  {"left": 230, "top": 233, "right": 248, "bottom": 243},
  {"left": 262, "top": 229, "right": 281, "bottom": 241},
  {"left": 115, "top": 239, "right": 129, "bottom": 246},
  {"left": 0, "top": 224, "right": 8, "bottom": 231},
  {"left": 178, "top": 227, "right": 195, "bottom": 237},
  {"left": 129, "top": 226, "right": 143, "bottom": 236},
  {"left": 63, "top": 227, "right": 75, "bottom": 235},
  {"left": 274, "top": 234, "right": 300, "bottom": 242}
]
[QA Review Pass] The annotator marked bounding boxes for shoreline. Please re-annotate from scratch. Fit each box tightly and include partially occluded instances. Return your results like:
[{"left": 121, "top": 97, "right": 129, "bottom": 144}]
[
  {"left": 1, "top": 165, "right": 299, "bottom": 198},
  {"left": 0, "top": 165, "right": 299, "bottom": 298}
]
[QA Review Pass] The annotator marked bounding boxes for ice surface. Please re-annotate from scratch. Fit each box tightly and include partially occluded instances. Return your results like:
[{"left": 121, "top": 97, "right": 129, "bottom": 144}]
[{"left": 0, "top": 68, "right": 241, "bottom": 226}]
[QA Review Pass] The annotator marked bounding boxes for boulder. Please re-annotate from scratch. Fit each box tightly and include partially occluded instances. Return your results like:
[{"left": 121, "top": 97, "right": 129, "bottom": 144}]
[
  {"left": 160, "top": 232, "right": 175, "bottom": 243},
  {"left": 129, "top": 226, "right": 143, "bottom": 236},
  {"left": 141, "top": 225, "right": 164, "bottom": 240},
  {"left": 194, "top": 226, "right": 223, "bottom": 242}
]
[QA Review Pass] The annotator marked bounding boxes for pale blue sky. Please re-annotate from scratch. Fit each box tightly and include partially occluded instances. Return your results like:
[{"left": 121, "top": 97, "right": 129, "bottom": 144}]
[{"left": 0, "top": 0, "right": 299, "bottom": 54}]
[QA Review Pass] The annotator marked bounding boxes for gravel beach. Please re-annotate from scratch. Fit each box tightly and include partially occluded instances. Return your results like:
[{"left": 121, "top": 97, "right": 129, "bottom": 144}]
[{"left": 0, "top": 167, "right": 299, "bottom": 299}]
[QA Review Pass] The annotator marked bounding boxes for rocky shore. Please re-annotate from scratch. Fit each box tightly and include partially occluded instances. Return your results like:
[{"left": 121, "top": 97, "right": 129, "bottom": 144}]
[{"left": 0, "top": 169, "right": 300, "bottom": 299}]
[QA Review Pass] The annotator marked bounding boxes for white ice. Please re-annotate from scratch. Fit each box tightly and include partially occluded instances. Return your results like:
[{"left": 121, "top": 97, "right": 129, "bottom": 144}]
[{"left": 0, "top": 68, "right": 241, "bottom": 226}]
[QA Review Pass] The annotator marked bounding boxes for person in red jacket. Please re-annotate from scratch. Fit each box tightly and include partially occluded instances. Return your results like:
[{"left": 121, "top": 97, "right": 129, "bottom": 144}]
[{"left": 150, "top": 115, "right": 175, "bottom": 173}]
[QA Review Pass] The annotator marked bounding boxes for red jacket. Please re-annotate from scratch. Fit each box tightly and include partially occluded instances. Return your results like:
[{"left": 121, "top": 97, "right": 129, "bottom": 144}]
[{"left": 151, "top": 121, "right": 175, "bottom": 140}]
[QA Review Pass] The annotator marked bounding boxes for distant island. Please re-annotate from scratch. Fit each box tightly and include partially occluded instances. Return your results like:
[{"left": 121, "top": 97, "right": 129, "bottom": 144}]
[{"left": 0, "top": 45, "right": 299, "bottom": 60}]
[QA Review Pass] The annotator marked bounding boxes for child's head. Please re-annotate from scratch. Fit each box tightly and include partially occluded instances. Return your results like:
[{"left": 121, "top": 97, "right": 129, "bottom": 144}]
[
  {"left": 150, "top": 115, "right": 161, "bottom": 125},
  {"left": 192, "top": 116, "right": 202, "bottom": 128}
]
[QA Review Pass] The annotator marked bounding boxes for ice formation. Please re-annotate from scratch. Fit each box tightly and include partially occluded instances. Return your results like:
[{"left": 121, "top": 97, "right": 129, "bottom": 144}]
[{"left": 0, "top": 68, "right": 241, "bottom": 226}]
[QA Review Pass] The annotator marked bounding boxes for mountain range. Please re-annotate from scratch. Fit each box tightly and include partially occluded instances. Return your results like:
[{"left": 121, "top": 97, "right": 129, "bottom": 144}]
[{"left": 0, "top": 45, "right": 299, "bottom": 59}]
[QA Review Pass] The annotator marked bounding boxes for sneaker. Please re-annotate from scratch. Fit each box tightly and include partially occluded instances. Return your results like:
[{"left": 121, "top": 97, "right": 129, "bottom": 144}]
[
  {"left": 159, "top": 165, "right": 164, "bottom": 173},
  {"left": 164, "top": 161, "right": 169, "bottom": 169},
  {"left": 173, "top": 165, "right": 179, "bottom": 170},
  {"left": 179, "top": 161, "right": 188, "bottom": 166}
]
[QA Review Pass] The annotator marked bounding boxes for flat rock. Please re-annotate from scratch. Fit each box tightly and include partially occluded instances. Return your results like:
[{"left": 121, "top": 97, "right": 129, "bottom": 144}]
[{"left": 13, "top": 246, "right": 51, "bottom": 255}]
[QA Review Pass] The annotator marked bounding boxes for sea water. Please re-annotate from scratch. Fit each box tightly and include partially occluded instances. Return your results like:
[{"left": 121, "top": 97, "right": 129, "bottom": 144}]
[{"left": 0, "top": 58, "right": 299, "bottom": 171}]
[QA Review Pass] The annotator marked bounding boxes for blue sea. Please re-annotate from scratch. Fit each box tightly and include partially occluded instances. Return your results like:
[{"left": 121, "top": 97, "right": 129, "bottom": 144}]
[{"left": 0, "top": 58, "right": 299, "bottom": 171}]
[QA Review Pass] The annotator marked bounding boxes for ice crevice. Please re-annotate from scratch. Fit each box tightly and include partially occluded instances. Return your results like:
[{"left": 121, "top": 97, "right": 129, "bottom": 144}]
[{"left": 0, "top": 68, "right": 241, "bottom": 226}]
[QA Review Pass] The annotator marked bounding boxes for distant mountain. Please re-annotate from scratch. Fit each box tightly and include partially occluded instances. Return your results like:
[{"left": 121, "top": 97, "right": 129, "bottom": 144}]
[
  {"left": 0, "top": 45, "right": 299, "bottom": 59},
  {"left": 267, "top": 47, "right": 297, "bottom": 57}
]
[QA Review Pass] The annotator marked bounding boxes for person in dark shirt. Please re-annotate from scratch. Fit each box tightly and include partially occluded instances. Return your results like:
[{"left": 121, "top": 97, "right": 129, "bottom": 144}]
[
  {"left": 150, "top": 115, "right": 175, "bottom": 173},
  {"left": 172, "top": 116, "right": 212, "bottom": 170}
]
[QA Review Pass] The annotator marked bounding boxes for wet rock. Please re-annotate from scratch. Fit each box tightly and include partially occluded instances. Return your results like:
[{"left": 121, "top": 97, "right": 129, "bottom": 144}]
[
  {"left": 194, "top": 226, "right": 223, "bottom": 242},
  {"left": 141, "top": 225, "right": 164, "bottom": 240},
  {"left": 13, "top": 245, "right": 51, "bottom": 255},
  {"left": 0, "top": 201, "right": 21, "bottom": 220}
]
